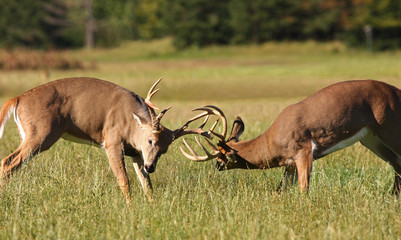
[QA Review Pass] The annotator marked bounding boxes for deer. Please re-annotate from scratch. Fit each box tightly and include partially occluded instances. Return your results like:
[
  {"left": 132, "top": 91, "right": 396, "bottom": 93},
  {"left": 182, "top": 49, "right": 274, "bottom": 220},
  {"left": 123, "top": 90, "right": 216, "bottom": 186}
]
[
  {"left": 0, "top": 77, "right": 213, "bottom": 203},
  {"left": 180, "top": 80, "right": 401, "bottom": 195}
]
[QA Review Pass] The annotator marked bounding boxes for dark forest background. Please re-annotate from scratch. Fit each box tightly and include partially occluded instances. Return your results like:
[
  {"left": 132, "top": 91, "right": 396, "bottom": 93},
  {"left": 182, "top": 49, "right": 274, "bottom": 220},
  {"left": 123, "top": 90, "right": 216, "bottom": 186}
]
[{"left": 0, "top": 0, "right": 400, "bottom": 50}]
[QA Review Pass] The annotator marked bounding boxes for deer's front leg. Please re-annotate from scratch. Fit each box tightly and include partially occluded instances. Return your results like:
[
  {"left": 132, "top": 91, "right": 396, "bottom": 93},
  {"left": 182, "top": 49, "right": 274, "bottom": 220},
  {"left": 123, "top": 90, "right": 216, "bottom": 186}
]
[
  {"left": 277, "top": 165, "right": 298, "bottom": 192},
  {"left": 132, "top": 157, "right": 153, "bottom": 202},
  {"left": 105, "top": 144, "right": 131, "bottom": 204},
  {"left": 294, "top": 148, "right": 313, "bottom": 192}
]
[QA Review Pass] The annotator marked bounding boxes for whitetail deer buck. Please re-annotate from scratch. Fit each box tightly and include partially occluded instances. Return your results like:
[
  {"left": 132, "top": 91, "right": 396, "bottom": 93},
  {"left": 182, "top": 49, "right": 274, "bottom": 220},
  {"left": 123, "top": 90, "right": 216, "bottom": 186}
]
[
  {"left": 0, "top": 77, "right": 212, "bottom": 203},
  {"left": 181, "top": 80, "right": 401, "bottom": 195}
]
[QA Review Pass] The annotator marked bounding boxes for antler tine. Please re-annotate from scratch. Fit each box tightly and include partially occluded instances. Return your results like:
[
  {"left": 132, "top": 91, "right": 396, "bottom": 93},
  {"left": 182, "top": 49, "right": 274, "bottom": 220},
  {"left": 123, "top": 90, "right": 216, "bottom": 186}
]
[
  {"left": 155, "top": 106, "right": 172, "bottom": 122},
  {"left": 199, "top": 115, "right": 210, "bottom": 129},
  {"left": 186, "top": 110, "right": 210, "bottom": 124},
  {"left": 188, "top": 106, "right": 227, "bottom": 141},
  {"left": 180, "top": 138, "right": 209, "bottom": 161},
  {"left": 182, "top": 106, "right": 223, "bottom": 127},
  {"left": 152, "top": 106, "right": 172, "bottom": 132},
  {"left": 178, "top": 111, "right": 208, "bottom": 131},
  {"left": 196, "top": 136, "right": 220, "bottom": 154},
  {"left": 210, "top": 118, "right": 219, "bottom": 132},
  {"left": 145, "top": 78, "right": 162, "bottom": 110},
  {"left": 209, "top": 130, "right": 226, "bottom": 142},
  {"left": 182, "top": 138, "right": 200, "bottom": 156},
  {"left": 179, "top": 138, "right": 219, "bottom": 162},
  {"left": 172, "top": 110, "right": 212, "bottom": 140},
  {"left": 146, "top": 78, "right": 162, "bottom": 100},
  {"left": 172, "top": 105, "right": 228, "bottom": 141},
  {"left": 206, "top": 118, "right": 223, "bottom": 140},
  {"left": 203, "top": 137, "right": 219, "bottom": 153},
  {"left": 204, "top": 105, "right": 227, "bottom": 139},
  {"left": 147, "top": 88, "right": 160, "bottom": 100}
]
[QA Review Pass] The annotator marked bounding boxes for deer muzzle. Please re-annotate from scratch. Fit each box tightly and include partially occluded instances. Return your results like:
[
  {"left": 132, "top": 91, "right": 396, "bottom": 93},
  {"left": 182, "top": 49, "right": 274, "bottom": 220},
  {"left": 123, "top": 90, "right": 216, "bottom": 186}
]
[{"left": 144, "top": 163, "right": 155, "bottom": 173}]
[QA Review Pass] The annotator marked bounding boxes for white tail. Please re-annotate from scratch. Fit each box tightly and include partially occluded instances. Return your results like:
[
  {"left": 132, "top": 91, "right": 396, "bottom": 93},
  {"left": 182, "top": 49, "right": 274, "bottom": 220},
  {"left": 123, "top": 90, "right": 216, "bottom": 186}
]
[{"left": 0, "top": 98, "right": 17, "bottom": 139}]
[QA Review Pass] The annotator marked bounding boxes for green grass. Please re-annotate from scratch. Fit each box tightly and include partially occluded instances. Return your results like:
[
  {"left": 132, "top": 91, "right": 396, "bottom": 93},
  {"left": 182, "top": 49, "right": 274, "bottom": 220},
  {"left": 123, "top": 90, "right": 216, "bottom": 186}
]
[{"left": 1, "top": 39, "right": 401, "bottom": 239}]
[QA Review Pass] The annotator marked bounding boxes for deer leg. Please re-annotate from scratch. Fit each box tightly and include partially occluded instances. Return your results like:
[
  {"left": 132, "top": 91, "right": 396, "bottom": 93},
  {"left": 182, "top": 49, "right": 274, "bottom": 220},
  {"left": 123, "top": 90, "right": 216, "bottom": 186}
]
[
  {"left": 105, "top": 144, "right": 131, "bottom": 204},
  {"left": 360, "top": 135, "right": 401, "bottom": 196},
  {"left": 131, "top": 157, "right": 153, "bottom": 202},
  {"left": 1, "top": 148, "right": 22, "bottom": 186},
  {"left": 294, "top": 148, "right": 313, "bottom": 192},
  {"left": 277, "top": 165, "right": 298, "bottom": 192},
  {"left": 1, "top": 139, "right": 48, "bottom": 186},
  {"left": 393, "top": 172, "right": 401, "bottom": 196},
  {"left": 382, "top": 152, "right": 401, "bottom": 196},
  {"left": 382, "top": 155, "right": 401, "bottom": 196},
  {"left": 1, "top": 116, "right": 64, "bottom": 184}
]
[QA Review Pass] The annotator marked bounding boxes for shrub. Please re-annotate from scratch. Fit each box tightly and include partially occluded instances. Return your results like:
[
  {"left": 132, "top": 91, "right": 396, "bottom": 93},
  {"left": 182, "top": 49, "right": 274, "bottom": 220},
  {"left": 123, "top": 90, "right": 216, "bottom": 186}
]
[{"left": 0, "top": 50, "right": 87, "bottom": 70}]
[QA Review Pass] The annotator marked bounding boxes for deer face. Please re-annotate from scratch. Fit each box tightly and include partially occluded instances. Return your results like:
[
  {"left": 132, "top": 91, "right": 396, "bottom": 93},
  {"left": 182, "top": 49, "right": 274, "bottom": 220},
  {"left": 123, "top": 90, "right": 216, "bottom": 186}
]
[
  {"left": 133, "top": 113, "right": 174, "bottom": 173},
  {"left": 145, "top": 127, "right": 176, "bottom": 173},
  {"left": 215, "top": 137, "right": 251, "bottom": 171},
  {"left": 215, "top": 116, "right": 260, "bottom": 170},
  {"left": 215, "top": 142, "right": 238, "bottom": 171},
  {"left": 134, "top": 81, "right": 229, "bottom": 174}
]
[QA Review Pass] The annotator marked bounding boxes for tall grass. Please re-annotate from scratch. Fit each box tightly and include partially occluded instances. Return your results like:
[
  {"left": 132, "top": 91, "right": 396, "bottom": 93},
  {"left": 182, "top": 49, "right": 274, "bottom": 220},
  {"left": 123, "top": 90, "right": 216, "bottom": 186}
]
[{"left": 1, "top": 39, "right": 401, "bottom": 239}]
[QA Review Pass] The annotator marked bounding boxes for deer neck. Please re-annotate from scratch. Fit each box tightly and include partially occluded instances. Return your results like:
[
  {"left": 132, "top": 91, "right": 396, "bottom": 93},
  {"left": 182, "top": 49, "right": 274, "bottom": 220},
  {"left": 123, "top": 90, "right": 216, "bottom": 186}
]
[{"left": 229, "top": 129, "right": 282, "bottom": 169}]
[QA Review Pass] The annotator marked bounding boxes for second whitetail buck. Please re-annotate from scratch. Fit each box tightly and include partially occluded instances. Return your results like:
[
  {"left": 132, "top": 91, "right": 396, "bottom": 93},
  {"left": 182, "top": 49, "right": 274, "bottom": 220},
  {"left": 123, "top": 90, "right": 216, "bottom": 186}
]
[
  {"left": 181, "top": 80, "right": 401, "bottom": 195},
  {"left": 0, "top": 77, "right": 211, "bottom": 203}
]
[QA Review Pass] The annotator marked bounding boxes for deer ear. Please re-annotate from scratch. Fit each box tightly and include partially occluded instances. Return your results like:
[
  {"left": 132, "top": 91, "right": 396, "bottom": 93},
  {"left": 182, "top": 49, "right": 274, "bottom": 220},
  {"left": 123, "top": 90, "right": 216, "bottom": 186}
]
[
  {"left": 228, "top": 116, "right": 244, "bottom": 142},
  {"left": 133, "top": 113, "right": 143, "bottom": 126}
]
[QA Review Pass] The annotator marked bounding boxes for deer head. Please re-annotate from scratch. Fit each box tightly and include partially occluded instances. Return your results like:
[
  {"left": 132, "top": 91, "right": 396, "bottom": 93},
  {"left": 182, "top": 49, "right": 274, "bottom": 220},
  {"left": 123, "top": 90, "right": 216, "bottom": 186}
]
[{"left": 134, "top": 80, "right": 216, "bottom": 173}]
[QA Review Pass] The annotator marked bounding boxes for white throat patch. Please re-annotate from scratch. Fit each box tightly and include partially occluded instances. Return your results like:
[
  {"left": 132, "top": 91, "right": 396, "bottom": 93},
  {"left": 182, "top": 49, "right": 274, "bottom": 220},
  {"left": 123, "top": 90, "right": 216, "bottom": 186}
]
[{"left": 141, "top": 146, "right": 147, "bottom": 164}]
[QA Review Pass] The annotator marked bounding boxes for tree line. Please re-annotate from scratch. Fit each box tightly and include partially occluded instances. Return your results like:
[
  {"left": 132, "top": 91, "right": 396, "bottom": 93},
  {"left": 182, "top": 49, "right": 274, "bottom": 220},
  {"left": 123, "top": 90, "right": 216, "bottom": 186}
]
[{"left": 0, "top": 0, "right": 400, "bottom": 50}]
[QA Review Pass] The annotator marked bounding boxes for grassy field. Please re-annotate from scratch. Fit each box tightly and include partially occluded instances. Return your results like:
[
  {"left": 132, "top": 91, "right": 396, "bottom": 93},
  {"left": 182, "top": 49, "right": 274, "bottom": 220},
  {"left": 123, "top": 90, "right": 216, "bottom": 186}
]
[{"left": 1, "top": 39, "right": 401, "bottom": 239}]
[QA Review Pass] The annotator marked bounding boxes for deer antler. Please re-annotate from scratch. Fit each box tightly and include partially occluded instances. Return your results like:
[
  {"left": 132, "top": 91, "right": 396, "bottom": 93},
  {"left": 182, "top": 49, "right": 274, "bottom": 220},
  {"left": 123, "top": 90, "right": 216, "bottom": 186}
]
[
  {"left": 152, "top": 106, "right": 172, "bottom": 133},
  {"left": 176, "top": 105, "right": 228, "bottom": 161},
  {"left": 179, "top": 137, "right": 220, "bottom": 161},
  {"left": 192, "top": 105, "right": 227, "bottom": 141},
  {"left": 172, "top": 105, "right": 227, "bottom": 140},
  {"left": 145, "top": 78, "right": 162, "bottom": 110},
  {"left": 143, "top": 78, "right": 172, "bottom": 132}
]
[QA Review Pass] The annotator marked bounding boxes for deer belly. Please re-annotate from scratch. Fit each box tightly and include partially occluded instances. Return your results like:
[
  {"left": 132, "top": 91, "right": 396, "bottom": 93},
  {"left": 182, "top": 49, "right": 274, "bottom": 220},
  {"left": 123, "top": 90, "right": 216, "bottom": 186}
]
[
  {"left": 61, "top": 132, "right": 102, "bottom": 148},
  {"left": 314, "top": 127, "right": 369, "bottom": 158}
]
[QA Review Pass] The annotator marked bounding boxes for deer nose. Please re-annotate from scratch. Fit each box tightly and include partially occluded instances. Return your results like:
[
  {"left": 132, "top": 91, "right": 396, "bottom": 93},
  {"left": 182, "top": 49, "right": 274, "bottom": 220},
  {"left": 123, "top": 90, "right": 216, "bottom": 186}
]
[{"left": 144, "top": 164, "right": 155, "bottom": 173}]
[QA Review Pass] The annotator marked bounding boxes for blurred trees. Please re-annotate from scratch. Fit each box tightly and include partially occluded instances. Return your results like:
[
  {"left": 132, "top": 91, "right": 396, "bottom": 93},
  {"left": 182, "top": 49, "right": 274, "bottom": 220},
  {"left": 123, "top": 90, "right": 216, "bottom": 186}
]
[
  {"left": 168, "top": 0, "right": 232, "bottom": 48},
  {"left": 0, "top": 0, "right": 400, "bottom": 50},
  {"left": 0, "top": 0, "right": 70, "bottom": 48},
  {"left": 344, "top": 0, "right": 401, "bottom": 50},
  {"left": 229, "top": 0, "right": 304, "bottom": 43}
]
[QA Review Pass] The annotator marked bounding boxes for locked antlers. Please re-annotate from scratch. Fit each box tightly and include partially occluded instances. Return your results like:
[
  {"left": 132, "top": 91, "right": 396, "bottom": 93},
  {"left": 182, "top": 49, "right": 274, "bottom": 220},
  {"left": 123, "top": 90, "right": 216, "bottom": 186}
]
[{"left": 179, "top": 105, "right": 228, "bottom": 161}]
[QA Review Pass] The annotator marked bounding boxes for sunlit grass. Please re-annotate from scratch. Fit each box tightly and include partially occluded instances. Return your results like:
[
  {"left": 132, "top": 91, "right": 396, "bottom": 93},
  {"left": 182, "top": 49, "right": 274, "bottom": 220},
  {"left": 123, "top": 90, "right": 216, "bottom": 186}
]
[{"left": 1, "top": 39, "right": 401, "bottom": 239}]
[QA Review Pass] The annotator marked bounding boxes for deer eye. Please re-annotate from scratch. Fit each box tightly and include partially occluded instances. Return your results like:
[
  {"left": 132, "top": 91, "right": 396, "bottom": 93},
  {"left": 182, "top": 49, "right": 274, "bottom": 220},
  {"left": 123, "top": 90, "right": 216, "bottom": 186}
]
[{"left": 148, "top": 139, "right": 153, "bottom": 145}]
